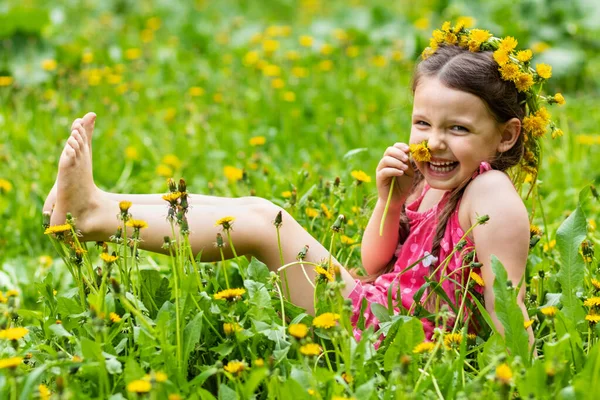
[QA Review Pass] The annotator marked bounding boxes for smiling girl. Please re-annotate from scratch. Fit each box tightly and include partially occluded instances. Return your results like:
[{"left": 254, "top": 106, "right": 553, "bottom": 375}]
[{"left": 44, "top": 23, "right": 564, "bottom": 342}]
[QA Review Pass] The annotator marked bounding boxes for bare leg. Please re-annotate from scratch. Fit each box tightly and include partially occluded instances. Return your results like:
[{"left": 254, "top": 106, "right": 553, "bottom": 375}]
[
  {"left": 49, "top": 116, "right": 357, "bottom": 313},
  {"left": 43, "top": 114, "right": 268, "bottom": 214}
]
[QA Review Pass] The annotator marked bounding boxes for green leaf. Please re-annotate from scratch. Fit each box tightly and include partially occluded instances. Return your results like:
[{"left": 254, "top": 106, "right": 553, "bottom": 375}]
[
  {"left": 556, "top": 202, "right": 587, "bottom": 322},
  {"left": 18, "top": 364, "right": 49, "bottom": 400},
  {"left": 370, "top": 303, "right": 391, "bottom": 323},
  {"left": 124, "top": 358, "right": 145, "bottom": 383},
  {"left": 491, "top": 256, "right": 529, "bottom": 363},
  {"left": 105, "top": 357, "right": 122, "bottom": 375},
  {"left": 183, "top": 312, "right": 204, "bottom": 368},
  {"left": 49, "top": 323, "right": 73, "bottom": 338},
  {"left": 247, "top": 257, "right": 270, "bottom": 283},
  {"left": 383, "top": 317, "right": 424, "bottom": 371},
  {"left": 218, "top": 384, "right": 239, "bottom": 400},
  {"left": 80, "top": 337, "right": 103, "bottom": 361}
]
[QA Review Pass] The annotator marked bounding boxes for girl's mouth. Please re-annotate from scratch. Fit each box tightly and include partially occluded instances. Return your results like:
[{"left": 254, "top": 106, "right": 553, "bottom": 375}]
[{"left": 427, "top": 161, "right": 459, "bottom": 175}]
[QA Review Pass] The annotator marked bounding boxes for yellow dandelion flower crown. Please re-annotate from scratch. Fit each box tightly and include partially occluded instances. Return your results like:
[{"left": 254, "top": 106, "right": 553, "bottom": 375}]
[{"left": 422, "top": 21, "right": 566, "bottom": 191}]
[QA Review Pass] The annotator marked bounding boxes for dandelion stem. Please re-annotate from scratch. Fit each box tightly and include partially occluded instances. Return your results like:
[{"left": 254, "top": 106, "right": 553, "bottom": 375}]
[
  {"left": 275, "top": 224, "right": 291, "bottom": 299},
  {"left": 273, "top": 280, "right": 286, "bottom": 330},
  {"left": 379, "top": 178, "right": 395, "bottom": 236},
  {"left": 219, "top": 247, "right": 230, "bottom": 289}
]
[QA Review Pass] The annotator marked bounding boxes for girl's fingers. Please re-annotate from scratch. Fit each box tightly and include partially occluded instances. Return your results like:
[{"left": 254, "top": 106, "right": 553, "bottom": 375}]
[
  {"left": 384, "top": 146, "right": 410, "bottom": 162},
  {"left": 377, "top": 155, "right": 408, "bottom": 172},
  {"left": 378, "top": 167, "right": 405, "bottom": 178}
]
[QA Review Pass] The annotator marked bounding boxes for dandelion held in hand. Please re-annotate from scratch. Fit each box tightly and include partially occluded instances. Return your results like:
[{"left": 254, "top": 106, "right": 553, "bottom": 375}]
[
  {"left": 380, "top": 141, "right": 431, "bottom": 236},
  {"left": 409, "top": 140, "right": 432, "bottom": 162}
]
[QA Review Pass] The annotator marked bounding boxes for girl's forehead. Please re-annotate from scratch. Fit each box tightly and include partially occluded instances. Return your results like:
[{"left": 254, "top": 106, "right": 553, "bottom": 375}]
[{"left": 412, "top": 77, "right": 489, "bottom": 119}]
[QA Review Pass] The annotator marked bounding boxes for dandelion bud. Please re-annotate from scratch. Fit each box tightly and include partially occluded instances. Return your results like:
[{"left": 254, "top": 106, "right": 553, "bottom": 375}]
[
  {"left": 455, "top": 240, "right": 466, "bottom": 250},
  {"left": 250, "top": 189, "right": 256, "bottom": 196},
  {"left": 168, "top": 178, "right": 177, "bottom": 193},
  {"left": 334, "top": 176, "right": 340, "bottom": 187},
  {"left": 469, "top": 262, "right": 482, "bottom": 269},
  {"left": 297, "top": 245, "right": 309, "bottom": 260},
  {"left": 162, "top": 236, "right": 172, "bottom": 249},
  {"left": 216, "top": 233, "right": 225, "bottom": 248},
  {"left": 110, "top": 278, "right": 121, "bottom": 294},
  {"left": 538, "top": 270, "right": 545, "bottom": 279},
  {"left": 529, "top": 235, "right": 541, "bottom": 249},
  {"left": 66, "top": 213, "right": 75, "bottom": 226},
  {"left": 178, "top": 178, "right": 187, "bottom": 193},
  {"left": 180, "top": 215, "right": 190, "bottom": 235},
  {"left": 476, "top": 214, "right": 490, "bottom": 224},
  {"left": 56, "top": 376, "right": 65, "bottom": 393},
  {"left": 331, "top": 214, "right": 345, "bottom": 232},
  {"left": 274, "top": 210, "right": 283, "bottom": 228},
  {"left": 42, "top": 211, "right": 51, "bottom": 229},
  {"left": 119, "top": 200, "right": 132, "bottom": 213},
  {"left": 289, "top": 188, "right": 297, "bottom": 206}
]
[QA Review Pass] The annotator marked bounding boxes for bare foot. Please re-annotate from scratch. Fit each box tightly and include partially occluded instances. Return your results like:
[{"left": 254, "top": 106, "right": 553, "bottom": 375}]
[
  {"left": 43, "top": 113, "right": 97, "bottom": 216},
  {"left": 50, "top": 115, "right": 113, "bottom": 240}
]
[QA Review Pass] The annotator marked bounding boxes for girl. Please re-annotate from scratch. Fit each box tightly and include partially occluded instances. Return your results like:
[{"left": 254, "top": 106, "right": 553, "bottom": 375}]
[{"left": 44, "top": 25, "right": 558, "bottom": 341}]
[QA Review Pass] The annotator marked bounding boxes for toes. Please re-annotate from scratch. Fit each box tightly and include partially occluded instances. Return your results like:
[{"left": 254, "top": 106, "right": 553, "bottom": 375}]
[
  {"left": 71, "top": 118, "right": 83, "bottom": 132},
  {"left": 67, "top": 135, "right": 80, "bottom": 153},
  {"left": 81, "top": 112, "right": 96, "bottom": 145},
  {"left": 72, "top": 130, "right": 86, "bottom": 151}
]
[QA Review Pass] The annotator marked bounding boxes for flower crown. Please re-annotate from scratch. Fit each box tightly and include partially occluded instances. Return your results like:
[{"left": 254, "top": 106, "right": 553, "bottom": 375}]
[{"left": 422, "top": 21, "right": 566, "bottom": 190}]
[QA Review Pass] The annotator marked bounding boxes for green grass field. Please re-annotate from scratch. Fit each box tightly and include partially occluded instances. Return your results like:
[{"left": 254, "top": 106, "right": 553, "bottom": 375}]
[{"left": 2, "top": 0, "right": 600, "bottom": 398}]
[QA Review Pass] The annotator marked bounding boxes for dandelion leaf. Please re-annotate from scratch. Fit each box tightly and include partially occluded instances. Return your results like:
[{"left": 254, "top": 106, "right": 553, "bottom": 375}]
[
  {"left": 218, "top": 383, "right": 239, "bottom": 400},
  {"left": 247, "top": 257, "right": 270, "bottom": 283},
  {"left": 491, "top": 255, "right": 530, "bottom": 363},
  {"left": 383, "top": 317, "right": 424, "bottom": 371},
  {"left": 556, "top": 201, "right": 587, "bottom": 322},
  {"left": 183, "top": 312, "right": 204, "bottom": 367}
]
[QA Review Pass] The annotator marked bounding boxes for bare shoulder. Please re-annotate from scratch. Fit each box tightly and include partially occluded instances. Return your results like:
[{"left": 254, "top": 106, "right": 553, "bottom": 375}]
[{"left": 459, "top": 170, "right": 528, "bottom": 233}]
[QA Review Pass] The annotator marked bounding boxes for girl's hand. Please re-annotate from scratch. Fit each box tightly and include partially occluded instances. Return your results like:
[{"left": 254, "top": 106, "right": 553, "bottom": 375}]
[{"left": 376, "top": 142, "right": 414, "bottom": 204}]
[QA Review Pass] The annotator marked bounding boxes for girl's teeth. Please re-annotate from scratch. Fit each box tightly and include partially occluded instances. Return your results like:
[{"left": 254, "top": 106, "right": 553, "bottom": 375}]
[{"left": 429, "top": 162, "right": 457, "bottom": 172}]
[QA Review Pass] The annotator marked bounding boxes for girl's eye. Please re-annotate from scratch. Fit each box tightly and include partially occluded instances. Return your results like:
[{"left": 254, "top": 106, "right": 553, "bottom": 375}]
[
  {"left": 451, "top": 125, "right": 469, "bottom": 132},
  {"left": 415, "top": 121, "right": 430, "bottom": 126}
]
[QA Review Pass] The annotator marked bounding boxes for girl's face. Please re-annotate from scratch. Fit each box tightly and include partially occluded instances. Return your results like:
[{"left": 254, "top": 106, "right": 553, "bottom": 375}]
[{"left": 410, "top": 76, "right": 505, "bottom": 191}]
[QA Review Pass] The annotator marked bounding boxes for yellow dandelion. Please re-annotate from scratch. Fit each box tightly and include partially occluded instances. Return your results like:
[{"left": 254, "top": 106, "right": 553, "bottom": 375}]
[
  {"left": 288, "top": 323, "right": 309, "bottom": 339},
  {"left": 421, "top": 47, "right": 436, "bottom": 60},
  {"left": 124, "top": 48, "right": 142, "bottom": 60},
  {"left": 292, "top": 67, "right": 309, "bottom": 78},
  {"left": 0, "top": 179, "right": 12, "bottom": 193},
  {"left": 44, "top": 224, "right": 72, "bottom": 235},
  {"left": 441, "top": 21, "right": 452, "bottom": 31},
  {"left": 313, "top": 312, "right": 340, "bottom": 329},
  {"left": 340, "top": 235, "right": 354, "bottom": 245},
  {"left": 499, "top": 36, "right": 518, "bottom": 53},
  {"left": 254, "top": 358, "right": 264, "bottom": 367},
  {"left": 553, "top": 93, "right": 565, "bottom": 105},
  {"left": 351, "top": 170, "right": 371, "bottom": 183},
  {"left": 299, "top": 35, "right": 313, "bottom": 47},
  {"left": 524, "top": 320, "right": 534, "bottom": 329},
  {"left": 125, "top": 146, "right": 139, "bottom": 161},
  {"left": 215, "top": 216, "right": 235, "bottom": 229},
  {"left": 126, "top": 219, "right": 148, "bottom": 230},
  {"left": 444, "top": 333, "right": 463, "bottom": 348},
  {"left": 249, "top": 136, "right": 266, "bottom": 146},
  {"left": 100, "top": 253, "right": 119, "bottom": 263},
  {"left": 300, "top": 343, "right": 322, "bottom": 356},
  {"left": 156, "top": 164, "right": 173, "bottom": 178},
  {"left": 516, "top": 49, "right": 532, "bottom": 62},
  {"left": 346, "top": 46, "right": 360, "bottom": 58},
  {"left": 318, "top": 60, "right": 333, "bottom": 72},
  {"left": 413, "top": 341, "right": 435, "bottom": 354},
  {"left": 536, "top": 63, "right": 552, "bottom": 79},
  {"left": 468, "top": 29, "right": 491, "bottom": 44},
  {"left": 109, "top": 312, "right": 122, "bottom": 323},
  {"left": 306, "top": 208, "right": 319, "bottom": 218},
  {"left": 39, "top": 384, "right": 51, "bottom": 400},
  {"left": 0, "top": 76, "right": 14, "bottom": 86},
  {"left": 409, "top": 141, "right": 431, "bottom": 162},
  {"left": 591, "top": 278, "right": 600, "bottom": 290},
  {"left": 223, "top": 322, "right": 242, "bottom": 335},
  {"left": 39, "top": 255, "right": 53, "bottom": 268},
  {"left": 315, "top": 266, "right": 334, "bottom": 282},
  {"left": 499, "top": 63, "right": 520, "bottom": 81},
  {"left": 168, "top": 395, "right": 182, "bottom": 400},
  {"left": 530, "top": 224, "right": 542, "bottom": 237},
  {"left": 119, "top": 201, "right": 132, "bottom": 213},
  {"left": 262, "top": 39, "right": 280, "bottom": 53},
  {"left": 540, "top": 306, "right": 558, "bottom": 317},
  {"left": 162, "top": 154, "right": 181, "bottom": 169},
  {"left": 320, "top": 203, "right": 332, "bottom": 219},
  {"left": 552, "top": 128, "right": 564, "bottom": 139},
  {"left": 584, "top": 297, "right": 600, "bottom": 307},
  {"left": 214, "top": 288, "right": 246, "bottom": 301},
  {"left": 281, "top": 191, "right": 292, "bottom": 198},
  {"left": 0, "top": 327, "right": 28, "bottom": 340},
  {"left": 127, "top": 379, "right": 151, "bottom": 393},
  {"left": 470, "top": 271, "right": 485, "bottom": 287},
  {"left": 515, "top": 73, "right": 534, "bottom": 92},
  {"left": 586, "top": 313, "right": 600, "bottom": 324},
  {"left": 0, "top": 357, "right": 23, "bottom": 369},
  {"left": 162, "top": 192, "right": 182, "bottom": 203},
  {"left": 188, "top": 86, "right": 205, "bottom": 97},
  {"left": 413, "top": 17, "right": 430, "bottom": 30},
  {"left": 224, "top": 166, "right": 243, "bottom": 182},
  {"left": 493, "top": 50, "right": 510, "bottom": 66},
  {"left": 496, "top": 363, "right": 513, "bottom": 384},
  {"left": 0, "top": 293, "right": 6, "bottom": 304},
  {"left": 224, "top": 360, "right": 246, "bottom": 374},
  {"left": 371, "top": 55, "right": 387, "bottom": 67},
  {"left": 6, "top": 290, "right": 18, "bottom": 298},
  {"left": 154, "top": 371, "right": 167, "bottom": 383},
  {"left": 42, "top": 59, "right": 57, "bottom": 71}
]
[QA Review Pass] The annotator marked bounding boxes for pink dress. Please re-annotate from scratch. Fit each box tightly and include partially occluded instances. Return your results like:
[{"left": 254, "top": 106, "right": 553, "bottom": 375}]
[{"left": 347, "top": 162, "right": 490, "bottom": 340}]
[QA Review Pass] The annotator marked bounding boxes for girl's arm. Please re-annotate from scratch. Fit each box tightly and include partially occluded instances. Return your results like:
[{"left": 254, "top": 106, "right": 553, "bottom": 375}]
[
  {"left": 361, "top": 143, "right": 415, "bottom": 275},
  {"left": 464, "top": 171, "right": 535, "bottom": 345}
]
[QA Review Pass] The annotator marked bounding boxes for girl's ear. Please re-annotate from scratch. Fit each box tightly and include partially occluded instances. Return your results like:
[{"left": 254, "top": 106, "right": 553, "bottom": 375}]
[{"left": 497, "top": 118, "right": 521, "bottom": 153}]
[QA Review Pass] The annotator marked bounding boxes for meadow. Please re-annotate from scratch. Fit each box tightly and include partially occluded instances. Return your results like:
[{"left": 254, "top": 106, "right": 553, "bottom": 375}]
[{"left": 2, "top": 0, "right": 600, "bottom": 398}]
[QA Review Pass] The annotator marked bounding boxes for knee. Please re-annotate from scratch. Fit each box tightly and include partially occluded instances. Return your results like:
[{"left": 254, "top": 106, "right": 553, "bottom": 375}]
[{"left": 246, "top": 198, "right": 283, "bottom": 224}]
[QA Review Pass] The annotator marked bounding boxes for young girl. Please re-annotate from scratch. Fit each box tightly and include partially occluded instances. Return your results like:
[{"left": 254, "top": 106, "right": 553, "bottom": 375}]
[{"left": 44, "top": 25, "right": 559, "bottom": 341}]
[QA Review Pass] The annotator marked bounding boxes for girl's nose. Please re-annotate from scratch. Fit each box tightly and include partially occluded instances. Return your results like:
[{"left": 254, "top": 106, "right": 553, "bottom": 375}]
[{"left": 427, "top": 131, "right": 447, "bottom": 152}]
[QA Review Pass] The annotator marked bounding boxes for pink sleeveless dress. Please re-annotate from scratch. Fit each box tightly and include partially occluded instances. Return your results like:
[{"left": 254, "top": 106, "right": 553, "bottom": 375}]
[{"left": 347, "top": 162, "right": 490, "bottom": 340}]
